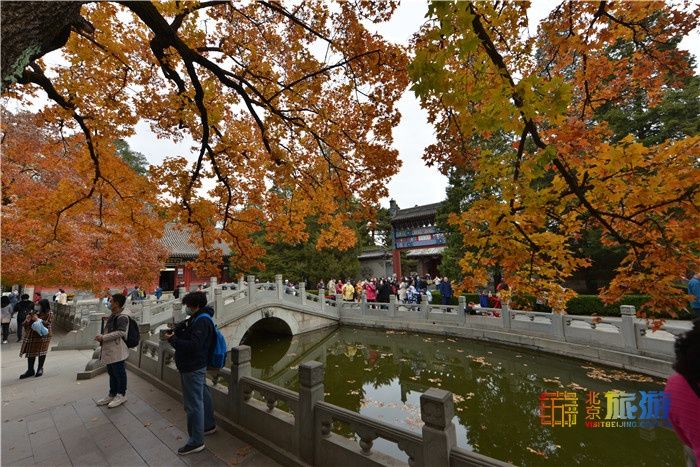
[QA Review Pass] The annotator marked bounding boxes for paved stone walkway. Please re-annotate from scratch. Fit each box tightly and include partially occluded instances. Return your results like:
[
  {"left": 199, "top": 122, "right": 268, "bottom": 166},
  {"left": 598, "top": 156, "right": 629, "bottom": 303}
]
[{"left": 1, "top": 334, "right": 278, "bottom": 466}]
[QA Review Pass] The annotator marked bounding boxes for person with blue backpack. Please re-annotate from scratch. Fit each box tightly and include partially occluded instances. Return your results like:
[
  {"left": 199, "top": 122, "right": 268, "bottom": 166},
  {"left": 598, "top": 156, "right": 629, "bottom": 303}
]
[{"left": 163, "top": 291, "right": 227, "bottom": 456}]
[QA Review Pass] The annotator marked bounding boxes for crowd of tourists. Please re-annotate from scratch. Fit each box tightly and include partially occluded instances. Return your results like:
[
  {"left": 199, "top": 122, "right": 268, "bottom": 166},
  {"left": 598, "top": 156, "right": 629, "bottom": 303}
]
[{"left": 313, "top": 275, "right": 455, "bottom": 306}]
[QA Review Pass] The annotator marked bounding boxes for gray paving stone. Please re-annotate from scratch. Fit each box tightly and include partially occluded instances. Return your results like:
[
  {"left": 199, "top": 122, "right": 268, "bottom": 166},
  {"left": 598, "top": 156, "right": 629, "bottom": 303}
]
[
  {"left": 29, "top": 424, "right": 60, "bottom": 448},
  {"left": 71, "top": 398, "right": 111, "bottom": 430},
  {"left": 35, "top": 453, "right": 71, "bottom": 467},
  {"left": 123, "top": 395, "right": 229, "bottom": 466},
  {"left": 26, "top": 411, "right": 54, "bottom": 433},
  {"left": 32, "top": 437, "right": 68, "bottom": 463},
  {"left": 68, "top": 448, "right": 109, "bottom": 467},
  {"left": 99, "top": 404, "right": 187, "bottom": 467},
  {"left": 2, "top": 417, "right": 30, "bottom": 444},
  {"left": 3, "top": 438, "right": 34, "bottom": 463},
  {"left": 49, "top": 403, "right": 83, "bottom": 431},
  {"left": 9, "top": 455, "right": 36, "bottom": 466},
  {"left": 56, "top": 423, "right": 104, "bottom": 464}
]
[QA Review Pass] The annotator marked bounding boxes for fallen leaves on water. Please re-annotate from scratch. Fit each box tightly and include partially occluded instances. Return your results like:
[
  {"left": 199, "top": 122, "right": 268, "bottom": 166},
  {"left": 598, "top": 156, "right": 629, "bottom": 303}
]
[
  {"left": 348, "top": 390, "right": 361, "bottom": 396},
  {"left": 456, "top": 349, "right": 464, "bottom": 353},
  {"left": 386, "top": 330, "right": 396, "bottom": 335},
  {"left": 346, "top": 380, "right": 356, "bottom": 384},
  {"left": 453, "top": 394, "right": 465, "bottom": 403},
  {"left": 427, "top": 377, "right": 442, "bottom": 384},
  {"left": 526, "top": 447, "right": 548, "bottom": 458},
  {"left": 289, "top": 365, "right": 299, "bottom": 370},
  {"left": 581, "top": 365, "right": 654, "bottom": 383},
  {"left": 409, "top": 376, "right": 419, "bottom": 381},
  {"left": 515, "top": 355, "right": 523, "bottom": 358},
  {"left": 542, "top": 377, "right": 564, "bottom": 388}
]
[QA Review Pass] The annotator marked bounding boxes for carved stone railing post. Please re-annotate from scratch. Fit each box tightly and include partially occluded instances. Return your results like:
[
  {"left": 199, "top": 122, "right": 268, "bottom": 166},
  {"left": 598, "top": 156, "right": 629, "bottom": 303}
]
[
  {"left": 276, "top": 274, "right": 284, "bottom": 300},
  {"left": 620, "top": 305, "right": 638, "bottom": 351},
  {"left": 458, "top": 296, "right": 467, "bottom": 324},
  {"left": 178, "top": 285, "right": 186, "bottom": 300},
  {"left": 238, "top": 275, "right": 245, "bottom": 292},
  {"left": 230, "top": 345, "right": 252, "bottom": 424},
  {"left": 298, "top": 361, "right": 324, "bottom": 464},
  {"left": 501, "top": 302, "right": 512, "bottom": 330},
  {"left": 421, "top": 294, "right": 429, "bottom": 318},
  {"left": 336, "top": 294, "right": 344, "bottom": 313},
  {"left": 214, "top": 287, "right": 223, "bottom": 317},
  {"left": 420, "top": 388, "right": 456, "bottom": 466},
  {"left": 300, "top": 282, "right": 306, "bottom": 305},
  {"left": 389, "top": 294, "right": 397, "bottom": 317},
  {"left": 319, "top": 288, "right": 325, "bottom": 312},
  {"left": 361, "top": 292, "right": 368, "bottom": 315},
  {"left": 157, "top": 338, "right": 172, "bottom": 380},
  {"left": 248, "top": 275, "right": 256, "bottom": 304},
  {"left": 551, "top": 312, "right": 566, "bottom": 340},
  {"left": 141, "top": 304, "right": 152, "bottom": 325},
  {"left": 209, "top": 276, "right": 217, "bottom": 302}
]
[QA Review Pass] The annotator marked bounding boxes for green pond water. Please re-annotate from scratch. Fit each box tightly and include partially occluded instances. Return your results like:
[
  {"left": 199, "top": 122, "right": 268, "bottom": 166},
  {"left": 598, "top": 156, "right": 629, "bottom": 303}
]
[{"left": 240, "top": 326, "right": 684, "bottom": 466}]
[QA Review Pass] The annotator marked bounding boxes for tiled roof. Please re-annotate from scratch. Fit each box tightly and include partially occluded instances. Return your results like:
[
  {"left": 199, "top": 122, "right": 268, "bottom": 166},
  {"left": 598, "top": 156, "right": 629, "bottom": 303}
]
[
  {"left": 391, "top": 202, "right": 443, "bottom": 222},
  {"left": 358, "top": 248, "right": 390, "bottom": 260},
  {"left": 160, "top": 223, "right": 232, "bottom": 259}
]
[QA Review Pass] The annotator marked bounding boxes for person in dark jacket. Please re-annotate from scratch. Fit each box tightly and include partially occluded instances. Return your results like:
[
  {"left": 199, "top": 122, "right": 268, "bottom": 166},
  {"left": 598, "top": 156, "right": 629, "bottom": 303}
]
[
  {"left": 13, "top": 294, "right": 33, "bottom": 342},
  {"left": 163, "top": 292, "right": 216, "bottom": 455},
  {"left": 376, "top": 280, "right": 392, "bottom": 304},
  {"left": 438, "top": 277, "right": 453, "bottom": 305}
]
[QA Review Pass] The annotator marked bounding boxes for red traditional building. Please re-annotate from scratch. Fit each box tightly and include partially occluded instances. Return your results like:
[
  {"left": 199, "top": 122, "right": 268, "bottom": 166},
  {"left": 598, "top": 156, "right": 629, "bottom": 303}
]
[
  {"left": 158, "top": 223, "right": 233, "bottom": 292},
  {"left": 389, "top": 200, "right": 446, "bottom": 277}
]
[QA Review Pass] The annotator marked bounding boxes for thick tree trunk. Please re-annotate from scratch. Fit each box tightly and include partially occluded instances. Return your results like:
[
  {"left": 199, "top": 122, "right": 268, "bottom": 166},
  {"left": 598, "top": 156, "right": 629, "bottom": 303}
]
[{"left": 1, "top": 1, "right": 85, "bottom": 90}]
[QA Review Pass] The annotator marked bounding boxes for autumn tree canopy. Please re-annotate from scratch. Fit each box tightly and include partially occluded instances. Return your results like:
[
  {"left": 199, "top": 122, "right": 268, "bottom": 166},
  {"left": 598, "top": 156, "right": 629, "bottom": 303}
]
[
  {"left": 1, "top": 110, "right": 168, "bottom": 289},
  {"left": 410, "top": 1, "right": 699, "bottom": 314},
  {"left": 1, "top": 1, "right": 408, "bottom": 288}
]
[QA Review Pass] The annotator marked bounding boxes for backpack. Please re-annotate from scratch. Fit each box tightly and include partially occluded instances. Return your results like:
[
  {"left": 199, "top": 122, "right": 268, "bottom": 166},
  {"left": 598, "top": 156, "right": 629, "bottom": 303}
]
[
  {"left": 124, "top": 315, "right": 140, "bottom": 348},
  {"left": 193, "top": 313, "right": 227, "bottom": 369}
]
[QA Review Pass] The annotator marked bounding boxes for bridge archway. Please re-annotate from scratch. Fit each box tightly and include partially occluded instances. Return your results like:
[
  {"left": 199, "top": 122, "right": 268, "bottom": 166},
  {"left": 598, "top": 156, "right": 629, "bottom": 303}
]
[
  {"left": 225, "top": 307, "right": 302, "bottom": 347},
  {"left": 242, "top": 316, "right": 294, "bottom": 340}
]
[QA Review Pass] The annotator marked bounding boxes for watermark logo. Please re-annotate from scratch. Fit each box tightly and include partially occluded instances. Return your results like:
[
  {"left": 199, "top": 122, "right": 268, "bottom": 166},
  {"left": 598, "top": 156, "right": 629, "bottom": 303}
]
[{"left": 539, "top": 390, "right": 670, "bottom": 428}]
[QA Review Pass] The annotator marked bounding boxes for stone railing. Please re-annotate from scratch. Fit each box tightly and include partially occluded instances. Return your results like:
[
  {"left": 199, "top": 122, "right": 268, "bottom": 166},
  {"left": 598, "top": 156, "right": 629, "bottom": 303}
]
[
  {"left": 339, "top": 299, "right": 687, "bottom": 377},
  {"left": 126, "top": 342, "right": 510, "bottom": 467}
]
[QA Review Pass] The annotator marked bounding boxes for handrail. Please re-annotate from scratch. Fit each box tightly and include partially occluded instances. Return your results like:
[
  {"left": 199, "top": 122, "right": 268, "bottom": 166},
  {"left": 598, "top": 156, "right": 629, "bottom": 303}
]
[
  {"left": 240, "top": 375, "right": 299, "bottom": 413},
  {"left": 316, "top": 400, "right": 423, "bottom": 463},
  {"left": 451, "top": 446, "right": 512, "bottom": 467}
]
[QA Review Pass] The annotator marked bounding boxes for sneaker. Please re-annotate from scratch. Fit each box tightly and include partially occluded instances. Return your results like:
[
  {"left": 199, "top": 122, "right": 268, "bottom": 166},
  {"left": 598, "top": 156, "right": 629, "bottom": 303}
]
[
  {"left": 177, "top": 443, "right": 205, "bottom": 455},
  {"left": 107, "top": 394, "right": 127, "bottom": 408},
  {"left": 2, "top": 340, "right": 7, "bottom": 344},
  {"left": 204, "top": 426, "right": 217, "bottom": 435},
  {"left": 96, "top": 395, "right": 115, "bottom": 406}
]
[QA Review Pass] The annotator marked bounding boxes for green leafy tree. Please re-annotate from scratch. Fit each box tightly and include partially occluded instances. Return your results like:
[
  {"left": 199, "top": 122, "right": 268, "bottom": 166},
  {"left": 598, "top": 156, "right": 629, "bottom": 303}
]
[{"left": 114, "top": 139, "right": 149, "bottom": 176}]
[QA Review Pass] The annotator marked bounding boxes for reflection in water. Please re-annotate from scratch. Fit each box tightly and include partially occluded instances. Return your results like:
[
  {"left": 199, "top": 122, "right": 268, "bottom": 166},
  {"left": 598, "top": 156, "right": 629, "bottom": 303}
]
[{"left": 243, "top": 326, "right": 684, "bottom": 466}]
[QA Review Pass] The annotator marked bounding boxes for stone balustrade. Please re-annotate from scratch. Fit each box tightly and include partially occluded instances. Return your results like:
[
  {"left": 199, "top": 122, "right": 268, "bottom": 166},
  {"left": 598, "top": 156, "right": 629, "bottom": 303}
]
[{"left": 125, "top": 342, "right": 510, "bottom": 467}]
